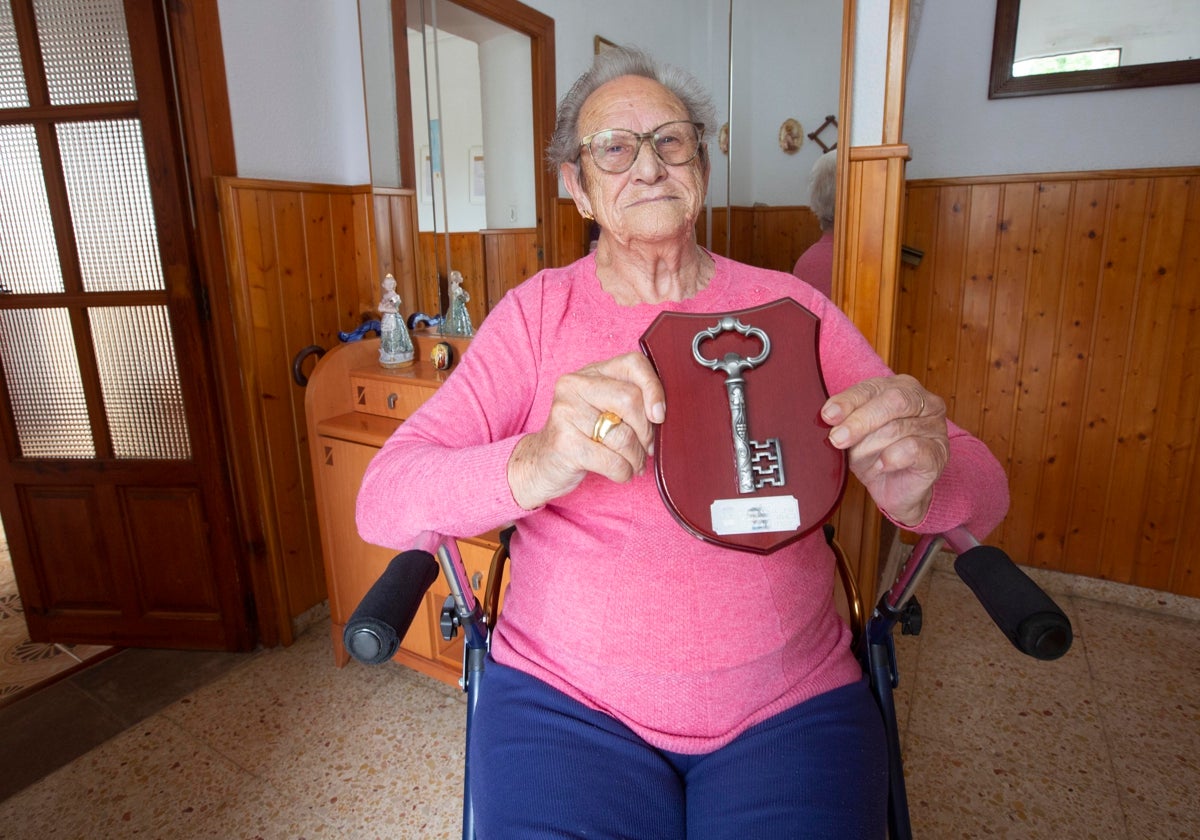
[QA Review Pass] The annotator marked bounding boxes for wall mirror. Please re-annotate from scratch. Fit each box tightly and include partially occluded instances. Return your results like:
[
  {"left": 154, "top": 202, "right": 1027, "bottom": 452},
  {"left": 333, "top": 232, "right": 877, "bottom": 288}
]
[
  {"left": 990, "top": 0, "right": 1200, "bottom": 98},
  {"left": 713, "top": 0, "right": 842, "bottom": 262},
  {"left": 359, "top": 0, "right": 844, "bottom": 321},
  {"left": 358, "top": 0, "right": 557, "bottom": 321}
]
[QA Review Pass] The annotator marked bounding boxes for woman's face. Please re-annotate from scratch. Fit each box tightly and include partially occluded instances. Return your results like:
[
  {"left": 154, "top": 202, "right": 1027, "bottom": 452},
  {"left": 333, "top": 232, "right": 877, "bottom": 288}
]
[{"left": 563, "top": 75, "right": 708, "bottom": 248}]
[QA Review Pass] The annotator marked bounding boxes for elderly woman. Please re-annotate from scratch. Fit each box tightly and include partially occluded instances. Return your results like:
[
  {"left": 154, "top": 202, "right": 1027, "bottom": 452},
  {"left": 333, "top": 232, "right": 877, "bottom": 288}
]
[
  {"left": 358, "top": 47, "right": 1008, "bottom": 839},
  {"left": 792, "top": 149, "right": 838, "bottom": 297}
]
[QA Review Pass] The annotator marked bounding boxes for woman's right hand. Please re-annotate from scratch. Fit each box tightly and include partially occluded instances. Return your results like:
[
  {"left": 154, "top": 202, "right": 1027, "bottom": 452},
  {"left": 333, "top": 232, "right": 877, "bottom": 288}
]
[{"left": 507, "top": 352, "right": 666, "bottom": 510}]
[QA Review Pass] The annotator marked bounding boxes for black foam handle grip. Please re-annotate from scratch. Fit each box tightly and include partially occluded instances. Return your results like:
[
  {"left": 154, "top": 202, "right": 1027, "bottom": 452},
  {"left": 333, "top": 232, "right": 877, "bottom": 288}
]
[
  {"left": 343, "top": 550, "right": 439, "bottom": 665},
  {"left": 954, "top": 545, "right": 1073, "bottom": 661}
]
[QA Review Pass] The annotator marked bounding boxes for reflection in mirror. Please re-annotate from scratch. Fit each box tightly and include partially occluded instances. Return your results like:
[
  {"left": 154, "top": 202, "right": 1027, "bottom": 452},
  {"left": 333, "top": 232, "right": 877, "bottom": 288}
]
[
  {"left": 710, "top": 0, "right": 841, "bottom": 277},
  {"left": 360, "top": 0, "right": 553, "bottom": 327},
  {"left": 990, "top": 0, "right": 1200, "bottom": 97},
  {"left": 407, "top": 1, "right": 534, "bottom": 236},
  {"left": 360, "top": 0, "right": 403, "bottom": 189}
]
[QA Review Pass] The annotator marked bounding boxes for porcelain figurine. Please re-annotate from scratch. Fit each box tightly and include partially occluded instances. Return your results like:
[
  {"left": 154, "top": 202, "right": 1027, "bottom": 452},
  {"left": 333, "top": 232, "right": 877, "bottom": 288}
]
[
  {"left": 378, "top": 273, "right": 414, "bottom": 368},
  {"left": 440, "top": 270, "right": 475, "bottom": 337}
]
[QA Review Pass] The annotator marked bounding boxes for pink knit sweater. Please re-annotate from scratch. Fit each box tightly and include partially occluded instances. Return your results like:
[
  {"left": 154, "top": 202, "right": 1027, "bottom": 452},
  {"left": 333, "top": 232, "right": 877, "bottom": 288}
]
[{"left": 356, "top": 252, "right": 1009, "bottom": 754}]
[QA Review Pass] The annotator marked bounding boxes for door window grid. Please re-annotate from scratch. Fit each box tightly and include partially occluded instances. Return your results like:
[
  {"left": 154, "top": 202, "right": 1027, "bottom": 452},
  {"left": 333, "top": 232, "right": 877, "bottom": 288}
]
[
  {"left": 0, "top": 0, "right": 28, "bottom": 108},
  {"left": 58, "top": 119, "right": 165, "bottom": 293},
  {"left": 90, "top": 305, "right": 191, "bottom": 460},
  {"left": 32, "top": 0, "right": 136, "bottom": 106},
  {"left": 0, "top": 307, "right": 95, "bottom": 459},
  {"left": 0, "top": 1, "right": 189, "bottom": 461},
  {"left": 0, "top": 123, "right": 64, "bottom": 295}
]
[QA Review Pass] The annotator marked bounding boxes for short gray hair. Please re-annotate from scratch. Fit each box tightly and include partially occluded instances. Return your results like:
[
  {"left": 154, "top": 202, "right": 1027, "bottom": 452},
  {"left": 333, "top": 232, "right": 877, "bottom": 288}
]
[
  {"left": 547, "top": 46, "right": 717, "bottom": 172},
  {"left": 809, "top": 150, "right": 838, "bottom": 231}
]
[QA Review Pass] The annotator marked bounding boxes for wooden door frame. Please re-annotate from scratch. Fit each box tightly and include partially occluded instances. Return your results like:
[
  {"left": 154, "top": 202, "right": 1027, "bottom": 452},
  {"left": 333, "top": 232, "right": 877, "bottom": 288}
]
[
  {"left": 830, "top": 0, "right": 913, "bottom": 607},
  {"left": 165, "top": 1, "right": 291, "bottom": 645}
]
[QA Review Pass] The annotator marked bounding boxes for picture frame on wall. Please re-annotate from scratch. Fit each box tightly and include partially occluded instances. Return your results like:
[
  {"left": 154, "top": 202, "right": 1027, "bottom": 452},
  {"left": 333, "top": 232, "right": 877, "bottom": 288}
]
[
  {"left": 469, "top": 146, "right": 485, "bottom": 204},
  {"left": 594, "top": 35, "right": 617, "bottom": 55}
]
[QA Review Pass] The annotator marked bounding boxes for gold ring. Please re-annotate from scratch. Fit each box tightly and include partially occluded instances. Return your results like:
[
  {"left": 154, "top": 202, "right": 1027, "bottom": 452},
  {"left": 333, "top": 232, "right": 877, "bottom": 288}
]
[{"left": 591, "top": 410, "right": 623, "bottom": 443}]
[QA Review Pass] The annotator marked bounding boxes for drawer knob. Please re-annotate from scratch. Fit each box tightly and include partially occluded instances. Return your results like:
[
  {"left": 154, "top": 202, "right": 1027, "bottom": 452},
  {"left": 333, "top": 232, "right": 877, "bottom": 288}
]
[{"left": 387, "top": 392, "right": 398, "bottom": 410}]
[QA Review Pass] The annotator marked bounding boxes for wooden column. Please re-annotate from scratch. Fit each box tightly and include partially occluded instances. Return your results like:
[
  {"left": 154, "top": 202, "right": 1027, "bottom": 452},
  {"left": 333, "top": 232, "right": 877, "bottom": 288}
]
[{"left": 830, "top": 0, "right": 912, "bottom": 607}]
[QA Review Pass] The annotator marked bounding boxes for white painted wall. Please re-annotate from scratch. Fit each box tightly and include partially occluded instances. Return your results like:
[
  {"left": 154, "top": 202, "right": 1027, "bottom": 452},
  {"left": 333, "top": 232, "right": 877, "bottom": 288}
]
[
  {"left": 480, "top": 32, "right": 535, "bottom": 229},
  {"left": 904, "top": 0, "right": 1200, "bottom": 179},
  {"left": 218, "top": 0, "right": 370, "bottom": 184},
  {"left": 215, "top": 0, "right": 843, "bottom": 207},
  {"left": 218, "top": 0, "right": 1199, "bottom": 191}
]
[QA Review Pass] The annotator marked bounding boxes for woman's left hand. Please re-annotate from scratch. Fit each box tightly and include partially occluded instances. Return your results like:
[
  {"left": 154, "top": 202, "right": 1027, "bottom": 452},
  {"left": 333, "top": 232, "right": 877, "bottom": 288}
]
[{"left": 821, "top": 374, "right": 949, "bottom": 527}]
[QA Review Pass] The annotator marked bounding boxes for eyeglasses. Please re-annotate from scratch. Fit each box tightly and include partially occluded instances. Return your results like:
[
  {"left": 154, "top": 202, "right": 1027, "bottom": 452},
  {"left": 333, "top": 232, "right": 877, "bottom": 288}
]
[{"left": 578, "top": 121, "right": 704, "bottom": 174}]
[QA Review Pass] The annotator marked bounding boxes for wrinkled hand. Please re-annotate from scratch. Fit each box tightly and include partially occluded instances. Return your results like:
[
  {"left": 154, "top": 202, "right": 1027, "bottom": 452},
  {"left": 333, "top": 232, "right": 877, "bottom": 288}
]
[
  {"left": 821, "top": 374, "right": 949, "bottom": 527},
  {"left": 508, "top": 353, "right": 665, "bottom": 510}
]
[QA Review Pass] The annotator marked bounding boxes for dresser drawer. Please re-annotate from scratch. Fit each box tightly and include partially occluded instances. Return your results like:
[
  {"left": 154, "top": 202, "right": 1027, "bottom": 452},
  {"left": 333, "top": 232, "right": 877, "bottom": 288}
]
[{"left": 350, "top": 372, "right": 440, "bottom": 420}]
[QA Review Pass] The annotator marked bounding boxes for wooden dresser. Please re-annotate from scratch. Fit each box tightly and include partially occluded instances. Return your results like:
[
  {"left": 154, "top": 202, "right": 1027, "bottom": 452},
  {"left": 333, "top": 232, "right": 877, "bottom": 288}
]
[{"left": 304, "top": 333, "right": 503, "bottom": 687}]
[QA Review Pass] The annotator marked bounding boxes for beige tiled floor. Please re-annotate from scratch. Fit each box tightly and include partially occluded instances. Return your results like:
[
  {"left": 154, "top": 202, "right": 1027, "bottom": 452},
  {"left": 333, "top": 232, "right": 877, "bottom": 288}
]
[{"left": 0, "top": 558, "right": 1198, "bottom": 839}]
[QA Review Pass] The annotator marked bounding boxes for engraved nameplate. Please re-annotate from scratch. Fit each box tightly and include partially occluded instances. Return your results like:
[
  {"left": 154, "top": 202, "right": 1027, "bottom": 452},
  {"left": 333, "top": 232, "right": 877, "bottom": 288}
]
[{"left": 710, "top": 495, "right": 801, "bottom": 535}]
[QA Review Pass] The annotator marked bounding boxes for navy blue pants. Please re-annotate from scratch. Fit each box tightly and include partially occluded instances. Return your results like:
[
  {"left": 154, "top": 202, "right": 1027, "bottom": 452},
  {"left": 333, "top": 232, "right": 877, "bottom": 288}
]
[{"left": 469, "top": 659, "right": 887, "bottom": 839}]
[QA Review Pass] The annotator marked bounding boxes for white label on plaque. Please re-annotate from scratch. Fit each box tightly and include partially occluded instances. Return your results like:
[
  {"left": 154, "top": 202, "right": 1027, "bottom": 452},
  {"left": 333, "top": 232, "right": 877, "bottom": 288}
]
[{"left": 710, "top": 495, "right": 801, "bottom": 535}]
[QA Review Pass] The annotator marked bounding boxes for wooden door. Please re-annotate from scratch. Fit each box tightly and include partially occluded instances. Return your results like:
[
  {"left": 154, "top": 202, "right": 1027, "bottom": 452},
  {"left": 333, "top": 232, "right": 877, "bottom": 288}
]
[{"left": 0, "top": 0, "right": 252, "bottom": 650}]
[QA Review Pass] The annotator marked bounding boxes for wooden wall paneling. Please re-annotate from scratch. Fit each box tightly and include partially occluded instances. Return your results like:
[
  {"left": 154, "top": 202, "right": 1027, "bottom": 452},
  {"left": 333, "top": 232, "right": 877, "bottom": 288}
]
[
  {"left": 1029, "top": 179, "right": 1107, "bottom": 573},
  {"left": 753, "top": 206, "right": 822, "bottom": 274},
  {"left": 453, "top": 233, "right": 487, "bottom": 328},
  {"left": 481, "top": 229, "right": 539, "bottom": 312},
  {"left": 220, "top": 183, "right": 292, "bottom": 638},
  {"left": 416, "top": 231, "right": 486, "bottom": 325},
  {"left": 417, "top": 229, "right": 446, "bottom": 314},
  {"left": 894, "top": 187, "right": 937, "bottom": 380},
  {"left": 556, "top": 197, "right": 588, "bottom": 266},
  {"left": 1001, "top": 180, "right": 1072, "bottom": 557},
  {"left": 842, "top": 161, "right": 887, "bottom": 351},
  {"left": 342, "top": 191, "right": 379, "bottom": 329},
  {"left": 901, "top": 168, "right": 1200, "bottom": 598},
  {"left": 217, "top": 177, "right": 379, "bottom": 639},
  {"left": 1112, "top": 175, "right": 1193, "bottom": 590},
  {"left": 1069, "top": 178, "right": 1150, "bottom": 579},
  {"left": 729, "top": 206, "right": 757, "bottom": 265},
  {"left": 952, "top": 184, "right": 1002, "bottom": 434},
  {"left": 1159, "top": 177, "right": 1200, "bottom": 597},
  {"left": 246, "top": 187, "right": 323, "bottom": 620},
  {"left": 980, "top": 182, "right": 1036, "bottom": 528},
  {"left": 372, "top": 188, "right": 421, "bottom": 317},
  {"left": 1099, "top": 176, "right": 1169, "bottom": 583},
  {"left": 923, "top": 185, "right": 969, "bottom": 412}
]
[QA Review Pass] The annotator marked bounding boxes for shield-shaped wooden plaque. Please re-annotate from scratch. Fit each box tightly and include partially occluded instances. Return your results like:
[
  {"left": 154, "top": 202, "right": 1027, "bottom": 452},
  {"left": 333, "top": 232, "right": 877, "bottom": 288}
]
[{"left": 639, "top": 298, "right": 846, "bottom": 554}]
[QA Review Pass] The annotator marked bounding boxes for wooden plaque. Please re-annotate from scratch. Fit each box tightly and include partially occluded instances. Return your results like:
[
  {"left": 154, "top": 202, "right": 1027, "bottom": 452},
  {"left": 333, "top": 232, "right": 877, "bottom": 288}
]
[{"left": 639, "top": 298, "right": 846, "bottom": 554}]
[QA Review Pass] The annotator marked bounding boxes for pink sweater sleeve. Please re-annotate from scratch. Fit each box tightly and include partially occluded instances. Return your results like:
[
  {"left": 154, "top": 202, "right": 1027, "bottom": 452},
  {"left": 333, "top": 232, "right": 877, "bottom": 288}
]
[{"left": 355, "top": 292, "right": 539, "bottom": 549}]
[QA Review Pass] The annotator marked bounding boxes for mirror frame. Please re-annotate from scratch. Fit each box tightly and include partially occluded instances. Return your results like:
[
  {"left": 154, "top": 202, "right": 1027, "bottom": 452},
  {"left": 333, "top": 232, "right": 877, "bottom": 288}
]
[
  {"left": 400, "top": 0, "right": 558, "bottom": 267},
  {"left": 989, "top": 0, "right": 1200, "bottom": 98}
]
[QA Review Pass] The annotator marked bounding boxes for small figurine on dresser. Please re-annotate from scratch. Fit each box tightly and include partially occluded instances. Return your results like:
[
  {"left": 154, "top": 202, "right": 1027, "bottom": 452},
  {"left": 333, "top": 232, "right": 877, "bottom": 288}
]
[
  {"left": 440, "top": 270, "right": 475, "bottom": 337},
  {"left": 378, "top": 273, "right": 415, "bottom": 368}
]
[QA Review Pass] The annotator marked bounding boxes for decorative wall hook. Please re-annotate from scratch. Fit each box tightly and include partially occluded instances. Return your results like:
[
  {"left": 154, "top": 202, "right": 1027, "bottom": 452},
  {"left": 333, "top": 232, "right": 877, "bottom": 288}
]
[{"left": 807, "top": 115, "right": 838, "bottom": 153}]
